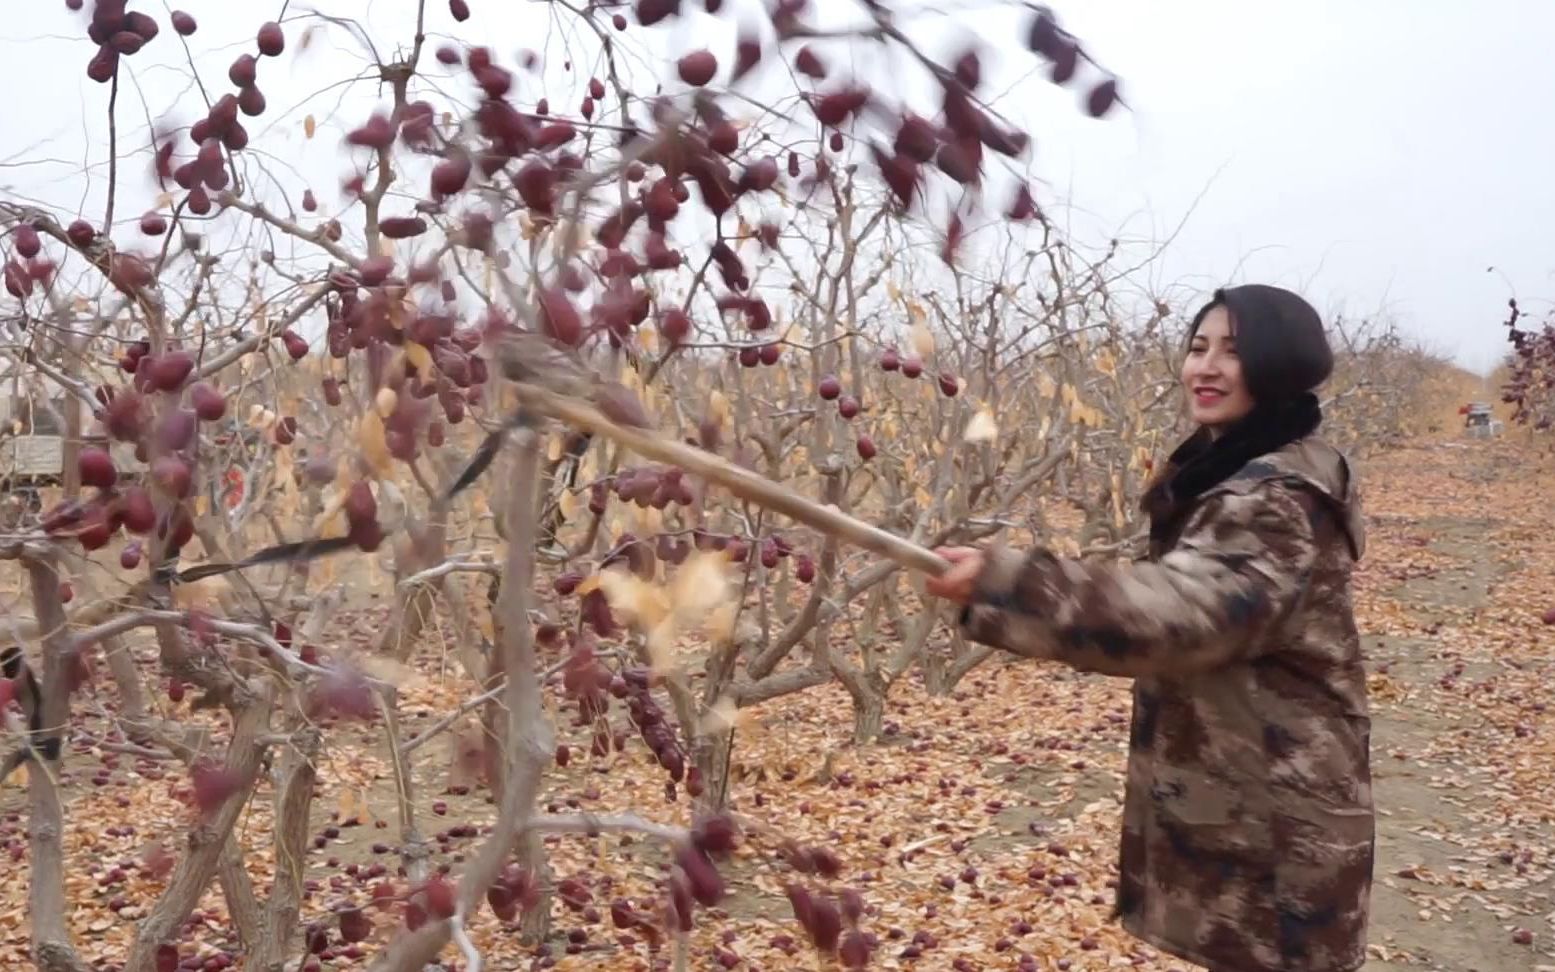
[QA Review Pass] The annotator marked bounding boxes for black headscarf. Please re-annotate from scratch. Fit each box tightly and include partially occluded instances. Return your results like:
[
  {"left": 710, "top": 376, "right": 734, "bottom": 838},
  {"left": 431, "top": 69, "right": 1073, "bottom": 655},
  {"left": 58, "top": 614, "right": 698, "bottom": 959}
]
[{"left": 1140, "top": 285, "right": 1330, "bottom": 544}]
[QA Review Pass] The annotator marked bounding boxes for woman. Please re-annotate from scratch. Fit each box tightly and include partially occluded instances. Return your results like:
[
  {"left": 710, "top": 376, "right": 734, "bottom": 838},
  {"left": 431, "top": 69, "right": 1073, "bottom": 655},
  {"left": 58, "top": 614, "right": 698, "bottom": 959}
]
[{"left": 926, "top": 285, "right": 1374, "bottom": 972}]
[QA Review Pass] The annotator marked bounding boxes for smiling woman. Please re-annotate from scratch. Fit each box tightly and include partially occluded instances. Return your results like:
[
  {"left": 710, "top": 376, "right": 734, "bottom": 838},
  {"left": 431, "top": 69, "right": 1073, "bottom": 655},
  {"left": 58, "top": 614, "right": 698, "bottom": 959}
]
[
  {"left": 927, "top": 285, "right": 1374, "bottom": 972},
  {"left": 1182, "top": 285, "right": 1336, "bottom": 435}
]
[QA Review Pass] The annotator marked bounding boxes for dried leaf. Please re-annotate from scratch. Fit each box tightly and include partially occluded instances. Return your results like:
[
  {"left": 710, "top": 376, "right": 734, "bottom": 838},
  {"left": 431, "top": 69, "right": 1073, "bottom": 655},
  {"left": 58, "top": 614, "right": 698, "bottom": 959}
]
[
  {"left": 668, "top": 550, "right": 730, "bottom": 626},
  {"left": 404, "top": 342, "right": 433, "bottom": 377},
  {"left": 705, "top": 600, "right": 740, "bottom": 647},
  {"left": 697, "top": 695, "right": 748, "bottom": 737},
  {"left": 963, "top": 407, "right": 998, "bottom": 443},
  {"left": 708, "top": 389, "right": 730, "bottom": 428},
  {"left": 359, "top": 412, "right": 392, "bottom": 474},
  {"left": 1095, "top": 347, "right": 1117, "bottom": 378},
  {"left": 304, "top": 114, "right": 317, "bottom": 139},
  {"left": 598, "top": 569, "right": 671, "bottom": 631}
]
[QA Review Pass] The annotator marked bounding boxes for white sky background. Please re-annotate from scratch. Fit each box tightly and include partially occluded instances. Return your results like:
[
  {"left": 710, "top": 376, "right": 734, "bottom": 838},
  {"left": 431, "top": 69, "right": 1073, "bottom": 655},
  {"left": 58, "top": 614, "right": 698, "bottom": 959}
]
[{"left": 2, "top": 0, "right": 1551, "bottom": 376}]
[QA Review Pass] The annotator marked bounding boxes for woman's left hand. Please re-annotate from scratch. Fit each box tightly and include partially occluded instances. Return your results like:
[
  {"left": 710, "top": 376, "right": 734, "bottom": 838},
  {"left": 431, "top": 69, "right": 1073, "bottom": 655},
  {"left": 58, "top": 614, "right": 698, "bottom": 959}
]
[{"left": 924, "top": 546, "right": 986, "bottom": 604}]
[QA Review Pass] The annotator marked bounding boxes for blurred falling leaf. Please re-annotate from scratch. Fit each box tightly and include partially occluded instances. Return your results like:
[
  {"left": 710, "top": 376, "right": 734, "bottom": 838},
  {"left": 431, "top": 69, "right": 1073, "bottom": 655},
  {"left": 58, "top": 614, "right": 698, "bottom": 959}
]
[
  {"left": 963, "top": 407, "right": 998, "bottom": 443},
  {"left": 635, "top": 505, "right": 664, "bottom": 537},
  {"left": 304, "top": 114, "right": 316, "bottom": 139},
  {"left": 708, "top": 390, "right": 730, "bottom": 428},
  {"left": 697, "top": 695, "right": 748, "bottom": 737},
  {"left": 404, "top": 342, "right": 433, "bottom": 377},
  {"left": 668, "top": 550, "right": 730, "bottom": 626},
  {"left": 705, "top": 600, "right": 740, "bottom": 647},
  {"left": 357, "top": 654, "right": 417, "bottom": 688},
  {"left": 358, "top": 411, "right": 392, "bottom": 474},
  {"left": 598, "top": 569, "right": 671, "bottom": 632},
  {"left": 645, "top": 619, "right": 679, "bottom": 677}
]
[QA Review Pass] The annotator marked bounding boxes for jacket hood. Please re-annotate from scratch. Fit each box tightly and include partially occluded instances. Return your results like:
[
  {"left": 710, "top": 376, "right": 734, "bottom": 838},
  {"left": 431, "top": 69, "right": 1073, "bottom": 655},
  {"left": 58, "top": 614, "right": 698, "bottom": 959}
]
[{"left": 1213, "top": 436, "right": 1366, "bottom": 560}]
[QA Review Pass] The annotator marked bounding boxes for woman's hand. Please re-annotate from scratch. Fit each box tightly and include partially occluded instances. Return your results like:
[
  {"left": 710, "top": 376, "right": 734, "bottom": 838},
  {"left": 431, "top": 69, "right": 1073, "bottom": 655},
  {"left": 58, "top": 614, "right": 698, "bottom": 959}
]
[{"left": 923, "top": 546, "right": 986, "bottom": 604}]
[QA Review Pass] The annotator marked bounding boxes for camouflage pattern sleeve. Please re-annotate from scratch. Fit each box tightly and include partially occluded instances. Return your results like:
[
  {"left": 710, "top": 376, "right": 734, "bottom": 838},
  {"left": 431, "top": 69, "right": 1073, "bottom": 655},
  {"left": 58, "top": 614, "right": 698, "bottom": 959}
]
[{"left": 958, "top": 482, "right": 1320, "bottom": 677}]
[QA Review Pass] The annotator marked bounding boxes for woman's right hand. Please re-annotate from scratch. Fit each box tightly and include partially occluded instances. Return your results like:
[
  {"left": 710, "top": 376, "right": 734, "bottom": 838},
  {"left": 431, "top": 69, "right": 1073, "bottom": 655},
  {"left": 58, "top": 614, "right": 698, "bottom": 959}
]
[{"left": 924, "top": 546, "right": 986, "bottom": 604}]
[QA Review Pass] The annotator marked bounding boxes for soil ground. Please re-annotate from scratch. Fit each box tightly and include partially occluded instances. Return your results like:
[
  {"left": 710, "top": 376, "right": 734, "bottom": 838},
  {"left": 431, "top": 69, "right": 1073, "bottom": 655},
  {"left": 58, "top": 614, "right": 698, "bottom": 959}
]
[{"left": 0, "top": 434, "right": 1550, "bottom": 971}]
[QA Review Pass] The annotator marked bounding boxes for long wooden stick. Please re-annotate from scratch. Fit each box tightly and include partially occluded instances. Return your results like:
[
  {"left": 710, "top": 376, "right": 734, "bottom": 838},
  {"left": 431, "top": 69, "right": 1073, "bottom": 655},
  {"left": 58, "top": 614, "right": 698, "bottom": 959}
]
[{"left": 508, "top": 382, "right": 951, "bottom": 577}]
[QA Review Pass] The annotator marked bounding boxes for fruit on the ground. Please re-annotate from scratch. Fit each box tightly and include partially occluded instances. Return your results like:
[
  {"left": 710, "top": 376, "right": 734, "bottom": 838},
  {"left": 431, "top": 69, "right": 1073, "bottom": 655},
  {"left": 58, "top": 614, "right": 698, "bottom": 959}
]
[{"left": 337, "top": 907, "right": 371, "bottom": 942}]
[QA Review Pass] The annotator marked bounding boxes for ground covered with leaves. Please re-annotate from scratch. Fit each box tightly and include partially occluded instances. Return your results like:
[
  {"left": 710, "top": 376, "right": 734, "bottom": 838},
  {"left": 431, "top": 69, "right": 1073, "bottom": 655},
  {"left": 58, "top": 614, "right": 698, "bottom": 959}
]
[{"left": 0, "top": 433, "right": 1550, "bottom": 971}]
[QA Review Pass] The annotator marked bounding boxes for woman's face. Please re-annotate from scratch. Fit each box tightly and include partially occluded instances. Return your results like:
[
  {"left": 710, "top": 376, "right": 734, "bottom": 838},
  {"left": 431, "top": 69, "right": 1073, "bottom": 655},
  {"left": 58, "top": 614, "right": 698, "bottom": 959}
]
[{"left": 1181, "top": 305, "right": 1256, "bottom": 430}]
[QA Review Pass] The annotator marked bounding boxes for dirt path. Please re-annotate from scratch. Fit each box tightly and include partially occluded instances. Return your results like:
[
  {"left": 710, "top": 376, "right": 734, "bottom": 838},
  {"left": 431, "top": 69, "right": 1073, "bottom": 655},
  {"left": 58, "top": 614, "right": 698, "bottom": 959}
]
[{"left": 1351, "top": 443, "right": 1554, "bottom": 971}]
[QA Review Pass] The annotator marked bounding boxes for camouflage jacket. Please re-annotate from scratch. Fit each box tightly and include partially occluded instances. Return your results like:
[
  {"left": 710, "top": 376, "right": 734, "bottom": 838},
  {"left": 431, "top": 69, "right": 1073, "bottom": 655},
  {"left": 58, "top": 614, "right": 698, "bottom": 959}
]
[{"left": 960, "top": 436, "right": 1374, "bottom": 972}]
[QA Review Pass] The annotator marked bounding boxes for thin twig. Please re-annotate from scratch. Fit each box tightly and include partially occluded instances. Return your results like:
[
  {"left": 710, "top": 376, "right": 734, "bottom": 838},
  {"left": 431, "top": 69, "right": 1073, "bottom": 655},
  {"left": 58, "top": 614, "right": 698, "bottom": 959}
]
[{"left": 103, "top": 69, "right": 119, "bottom": 234}]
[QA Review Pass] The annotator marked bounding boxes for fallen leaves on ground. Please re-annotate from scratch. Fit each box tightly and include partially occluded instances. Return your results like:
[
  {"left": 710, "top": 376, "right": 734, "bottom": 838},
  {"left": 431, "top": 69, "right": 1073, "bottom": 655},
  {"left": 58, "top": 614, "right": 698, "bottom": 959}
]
[{"left": 0, "top": 435, "right": 1549, "bottom": 971}]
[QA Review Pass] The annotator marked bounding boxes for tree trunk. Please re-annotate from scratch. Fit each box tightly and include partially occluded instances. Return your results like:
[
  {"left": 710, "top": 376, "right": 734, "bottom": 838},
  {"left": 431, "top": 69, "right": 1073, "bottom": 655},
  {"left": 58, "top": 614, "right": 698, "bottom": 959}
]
[
  {"left": 101, "top": 634, "right": 148, "bottom": 725},
  {"left": 835, "top": 668, "right": 887, "bottom": 745},
  {"left": 124, "top": 699, "right": 272, "bottom": 972},
  {"left": 925, "top": 635, "right": 994, "bottom": 697},
  {"left": 851, "top": 688, "right": 885, "bottom": 745},
  {"left": 517, "top": 830, "right": 552, "bottom": 944},
  {"left": 23, "top": 555, "right": 90, "bottom": 972},
  {"left": 248, "top": 728, "right": 319, "bottom": 972},
  {"left": 921, "top": 646, "right": 949, "bottom": 696},
  {"left": 693, "top": 730, "right": 735, "bottom": 813},
  {"left": 376, "top": 519, "right": 447, "bottom": 661}
]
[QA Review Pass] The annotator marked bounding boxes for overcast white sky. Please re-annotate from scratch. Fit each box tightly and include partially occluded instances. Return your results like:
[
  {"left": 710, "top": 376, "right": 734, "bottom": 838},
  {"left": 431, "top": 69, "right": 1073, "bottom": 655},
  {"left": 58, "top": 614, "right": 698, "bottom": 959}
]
[{"left": 3, "top": 0, "right": 1551, "bottom": 375}]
